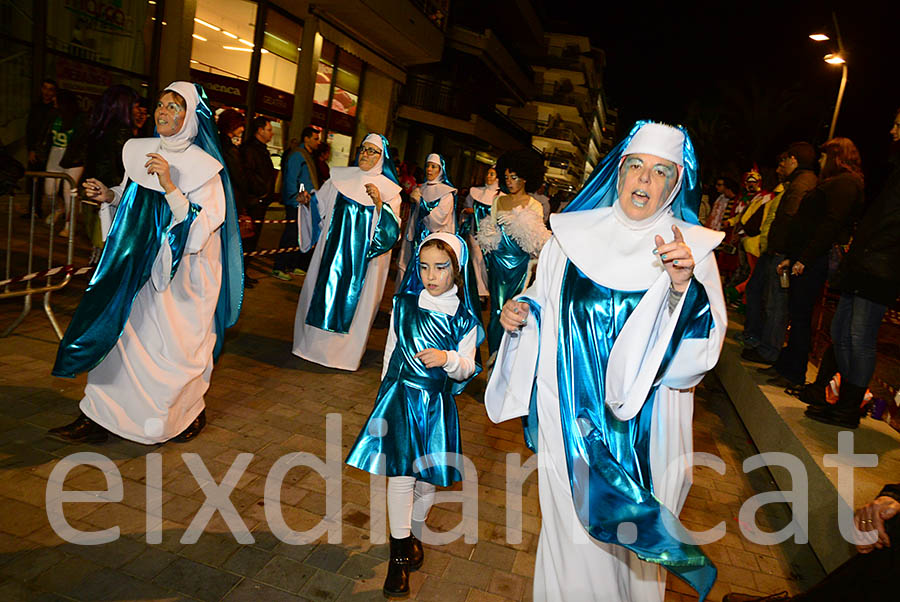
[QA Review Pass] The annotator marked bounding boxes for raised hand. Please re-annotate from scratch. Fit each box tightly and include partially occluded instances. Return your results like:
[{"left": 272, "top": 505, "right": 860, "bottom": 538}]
[{"left": 654, "top": 224, "right": 694, "bottom": 292}]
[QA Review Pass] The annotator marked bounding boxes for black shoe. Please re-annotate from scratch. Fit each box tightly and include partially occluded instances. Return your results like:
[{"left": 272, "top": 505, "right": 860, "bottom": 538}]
[
  {"left": 798, "top": 383, "right": 828, "bottom": 406},
  {"left": 805, "top": 404, "right": 859, "bottom": 429},
  {"left": 741, "top": 348, "right": 774, "bottom": 365},
  {"left": 723, "top": 592, "right": 791, "bottom": 602},
  {"left": 172, "top": 410, "right": 206, "bottom": 442},
  {"left": 383, "top": 536, "right": 413, "bottom": 598},
  {"left": 245, "top": 275, "right": 259, "bottom": 285},
  {"left": 757, "top": 365, "right": 780, "bottom": 376},
  {"left": 244, "top": 280, "right": 255, "bottom": 289},
  {"left": 48, "top": 413, "right": 109, "bottom": 443},
  {"left": 409, "top": 534, "right": 424, "bottom": 571}
]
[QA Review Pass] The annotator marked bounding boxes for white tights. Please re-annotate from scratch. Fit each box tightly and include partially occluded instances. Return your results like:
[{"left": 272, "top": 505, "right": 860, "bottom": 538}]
[{"left": 387, "top": 476, "right": 435, "bottom": 539}]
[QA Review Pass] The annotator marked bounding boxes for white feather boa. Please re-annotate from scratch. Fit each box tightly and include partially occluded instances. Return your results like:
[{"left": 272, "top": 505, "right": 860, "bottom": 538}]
[{"left": 476, "top": 205, "right": 551, "bottom": 256}]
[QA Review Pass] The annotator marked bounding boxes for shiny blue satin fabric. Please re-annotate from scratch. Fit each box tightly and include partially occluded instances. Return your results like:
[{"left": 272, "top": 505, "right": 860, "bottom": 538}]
[
  {"left": 346, "top": 292, "right": 481, "bottom": 486},
  {"left": 306, "top": 193, "right": 400, "bottom": 334},
  {"left": 365, "top": 203, "right": 399, "bottom": 261},
  {"left": 459, "top": 201, "right": 491, "bottom": 237},
  {"left": 562, "top": 120, "right": 701, "bottom": 225},
  {"left": 193, "top": 84, "right": 244, "bottom": 359},
  {"left": 52, "top": 182, "right": 198, "bottom": 377},
  {"left": 306, "top": 192, "right": 376, "bottom": 334},
  {"left": 555, "top": 261, "right": 716, "bottom": 600},
  {"left": 484, "top": 225, "right": 532, "bottom": 355}
]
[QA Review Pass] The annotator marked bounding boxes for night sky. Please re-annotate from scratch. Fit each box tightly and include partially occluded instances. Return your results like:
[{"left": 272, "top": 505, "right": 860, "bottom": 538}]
[{"left": 541, "top": 0, "right": 898, "bottom": 187}]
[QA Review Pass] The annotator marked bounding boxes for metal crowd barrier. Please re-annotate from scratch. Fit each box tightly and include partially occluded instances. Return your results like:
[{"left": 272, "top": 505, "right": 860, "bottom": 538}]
[{"left": 2, "top": 171, "right": 81, "bottom": 339}]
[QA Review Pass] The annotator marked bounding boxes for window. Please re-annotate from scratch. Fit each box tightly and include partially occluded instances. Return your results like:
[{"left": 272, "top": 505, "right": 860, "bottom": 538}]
[
  {"left": 260, "top": 9, "right": 302, "bottom": 93},
  {"left": 191, "top": 0, "right": 258, "bottom": 80},
  {"left": 45, "top": 0, "right": 156, "bottom": 75}
]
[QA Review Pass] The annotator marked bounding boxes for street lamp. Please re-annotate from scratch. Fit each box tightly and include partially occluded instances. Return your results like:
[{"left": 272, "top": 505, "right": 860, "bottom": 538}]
[{"left": 810, "top": 12, "right": 847, "bottom": 140}]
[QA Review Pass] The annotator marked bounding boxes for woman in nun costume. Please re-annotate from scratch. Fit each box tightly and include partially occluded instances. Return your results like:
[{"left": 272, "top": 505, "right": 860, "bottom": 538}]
[
  {"left": 292, "top": 133, "right": 402, "bottom": 371},
  {"left": 396, "top": 152, "right": 457, "bottom": 286},
  {"left": 461, "top": 165, "right": 500, "bottom": 297},
  {"left": 485, "top": 122, "right": 726, "bottom": 601},
  {"left": 50, "top": 81, "right": 243, "bottom": 444}
]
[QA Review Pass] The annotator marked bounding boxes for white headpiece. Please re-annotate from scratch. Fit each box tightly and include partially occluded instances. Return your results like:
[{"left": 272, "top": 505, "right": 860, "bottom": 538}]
[
  {"left": 160, "top": 81, "right": 200, "bottom": 153},
  {"left": 362, "top": 133, "right": 385, "bottom": 174},
  {"left": 621, "top": 123, "right": 685, "bottom": 166},
  {"left": 425, "top": 153, "right": 443, "bottom": 181},
  {"left": 420, "top": 232, "right": 462, "bottom": 266}
]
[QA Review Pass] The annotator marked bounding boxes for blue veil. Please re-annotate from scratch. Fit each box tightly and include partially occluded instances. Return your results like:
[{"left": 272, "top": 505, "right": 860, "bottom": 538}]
[
  {"left": 563, "top": 120, "right": 702, "bottom": 225},
  {"left": 193, "top": 83, "right": 244, "bottom": 358}
]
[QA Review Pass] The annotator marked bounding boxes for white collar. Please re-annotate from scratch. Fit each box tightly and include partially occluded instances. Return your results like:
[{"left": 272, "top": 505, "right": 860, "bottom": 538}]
[
  {"left": 122, "top": 137, "right": 222, "bottom": 193},
  {"left": 550, "top": 207, "right": 724, "bottom": 290},
  {"left": 469, "top": 184, "right": 499, "bottom": 205},
  {"left": 418, "top": 285, "right": 460, "bottom": 315},
  {"left": 330, "top": 166, "right": 402, "bottom": 206},
  {"left": 421, "top": 181, "right": 456, "bottom": 203}
]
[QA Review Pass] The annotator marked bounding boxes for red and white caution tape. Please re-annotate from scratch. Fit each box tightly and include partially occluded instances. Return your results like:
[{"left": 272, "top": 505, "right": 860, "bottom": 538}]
[{"left": 0, "top": 264, "right": 94, "bottom": 288}]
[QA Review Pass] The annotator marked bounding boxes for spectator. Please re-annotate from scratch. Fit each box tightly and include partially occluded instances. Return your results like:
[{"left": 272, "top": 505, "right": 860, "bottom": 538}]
[
  {"left": 723, "top": 484, "right": 899, "bottom": 601},
  {"left": 314, "top": 141, "right": 331, "bottom": 183},
  {"left": 217, "top": 109, "right": 253, "bottom": 287},
  {"left": 81, "top": 84, "right": 137, "bottom": 264},
  {"left": 43, "top": 89, "right": 86, "bottom": 237},
  {"left": 532, "top": 183, "right": 551, "bottom": 224},
  {"left": 742, "top": 142, "right": 818, "bottom": 365},
  {"left": 23, "top": 78, "right": 57, "bottom": 218},
  {"left": 803, "top": 110, "right": 900, "bottom": 428},
  {"left": 240, "top": 116, "right": 276, "bottom": 263},
  {"left": 273, "top": 125, "right": 320, "bottom": 280},
  {"left": 132, "top": 97, "right": 152, "bottom": 137},
  {"left": 771, "top": 138, "right": 865, "bottom": 388},
  {"left": 705, "top": 175, "right": 738, "bottom": 231}
]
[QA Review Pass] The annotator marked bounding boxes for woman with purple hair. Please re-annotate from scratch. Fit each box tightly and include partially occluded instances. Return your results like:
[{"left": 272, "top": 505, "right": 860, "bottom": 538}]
[{"left": 81, "top": 84, "right": 137, "bottom": 262}]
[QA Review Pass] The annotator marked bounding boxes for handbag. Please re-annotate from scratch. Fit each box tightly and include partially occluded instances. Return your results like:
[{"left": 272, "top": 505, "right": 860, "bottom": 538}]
[{"left": 238, "top": 212, "right": 255, "bottom": 239}]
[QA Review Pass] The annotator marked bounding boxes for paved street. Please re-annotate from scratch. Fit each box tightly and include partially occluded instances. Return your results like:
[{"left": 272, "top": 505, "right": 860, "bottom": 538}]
[{"left": 0, "top": 234, "right": 824, "bottom": 601}]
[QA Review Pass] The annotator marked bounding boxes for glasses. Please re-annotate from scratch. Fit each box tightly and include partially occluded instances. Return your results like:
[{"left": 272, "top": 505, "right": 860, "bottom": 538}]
[{"left": 359, "top": 146, "right": 382, "bottom": 157}]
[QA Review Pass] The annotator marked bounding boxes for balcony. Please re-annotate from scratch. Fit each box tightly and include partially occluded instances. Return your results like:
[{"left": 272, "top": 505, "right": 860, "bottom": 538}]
[
  {"left": 534, "top": 82, "right": 592, "bottom": 115},
  {"left": 399, "top": 74, "right": 471, "bottom": 120},
  {"left": 311, "top": 0, "right": 446, "bottom": 67}
]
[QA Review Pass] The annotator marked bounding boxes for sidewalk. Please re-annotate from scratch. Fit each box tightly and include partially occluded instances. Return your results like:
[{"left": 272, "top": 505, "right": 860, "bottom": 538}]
[{"left": 0, "top": 205, "right": 824, "bottom": 601}]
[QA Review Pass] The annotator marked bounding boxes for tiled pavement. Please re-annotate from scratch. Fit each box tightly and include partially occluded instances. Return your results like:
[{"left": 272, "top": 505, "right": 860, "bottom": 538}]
[{"left": 0, "top": 217, "right": 825, "bottom": 601}]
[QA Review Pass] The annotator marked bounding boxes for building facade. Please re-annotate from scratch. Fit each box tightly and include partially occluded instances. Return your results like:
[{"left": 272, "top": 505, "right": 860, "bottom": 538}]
[
  {"left": 498, "top": 32, "right": 617, "bottom": 197},
  {"left": 2, "top": 0, "right": 451, "bottom": 172}
]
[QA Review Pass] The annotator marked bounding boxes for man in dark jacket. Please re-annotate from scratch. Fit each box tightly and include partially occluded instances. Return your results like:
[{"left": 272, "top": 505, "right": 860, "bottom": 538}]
[
  {"left": 742, "top": 142, "right": 818, "bottom": 364},
  {"left": 723, "top": 483, "right": 900, "bottom": 601},
  {"left": 240, "top": 116, "right": 276, "bottom": 257},
  {"left": 22, "top": 78, "right": 57, "bottom": 218}
]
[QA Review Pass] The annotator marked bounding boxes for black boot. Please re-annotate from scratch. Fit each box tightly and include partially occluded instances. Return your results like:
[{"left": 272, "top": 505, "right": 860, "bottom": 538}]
[
  {"left": 172, "top": 410, "right": 206, "bottom": 442},
  {"left": 383, "top": 535, "right": 413, "bottom": 598},
  {"left": 800, "top": 346, "right": 838, "bottom": 406},
  {"left": 409, "top": 534, "right": 424, "bottom": 571},
  {"left": 48, "top": 413, "right": 109, "bottom": 443},
  {"left": 806, "top": 381, "right": 865, "bottom": 429}
]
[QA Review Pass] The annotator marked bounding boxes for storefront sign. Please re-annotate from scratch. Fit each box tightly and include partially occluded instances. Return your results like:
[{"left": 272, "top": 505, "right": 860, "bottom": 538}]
[
  {"left": 63, "top": 0, "right": 130, "bottom": 31},
  {"left": 190, "top": 69, "right": 294, "bottom": 119}
]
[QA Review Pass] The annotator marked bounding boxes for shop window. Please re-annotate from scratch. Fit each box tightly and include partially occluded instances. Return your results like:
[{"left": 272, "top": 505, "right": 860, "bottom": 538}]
[
  {"left": 191, "top": 0, "right": 257, "bottom": 80},
  {"left": 260, "top": 9, "right": 302, "bottom": 93},
  {"left": 312, "top": 41, "right": 363, "bottom": 167},
  {"left": 45, "top": 0, "right": 156, "bottom": 75}
]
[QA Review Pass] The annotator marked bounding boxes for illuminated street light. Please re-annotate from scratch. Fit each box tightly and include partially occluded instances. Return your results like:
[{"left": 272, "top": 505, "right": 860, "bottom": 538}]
[{"left": 808, "top": 12, "right": 848, "bottom": 139}]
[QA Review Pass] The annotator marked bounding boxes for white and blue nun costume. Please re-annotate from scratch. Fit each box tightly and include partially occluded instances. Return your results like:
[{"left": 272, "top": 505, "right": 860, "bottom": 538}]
[
  {"left": 395, "top": 153, "right": 457, "bottom": 287},
  {"left": 293, "top": 133, "right": 402, "bottom": 371},
  {"left": 485, "top": 122, "right": 726, "bottom": 601},
  {"left": 53, "top": 81, "right": 243, "bottom": 444}
]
